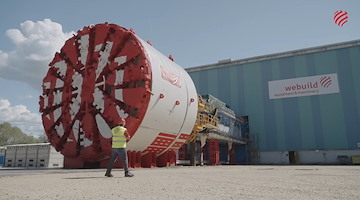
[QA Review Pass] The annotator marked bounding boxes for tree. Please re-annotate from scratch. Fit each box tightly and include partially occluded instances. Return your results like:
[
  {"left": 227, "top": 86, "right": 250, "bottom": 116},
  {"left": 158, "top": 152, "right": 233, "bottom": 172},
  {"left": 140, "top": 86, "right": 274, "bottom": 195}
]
[
  {"left": 37, "top": 134, "right": 48, "bottom": 143},
  {"left": 0, "top": 122, "right": 47, "bottom": 146}
]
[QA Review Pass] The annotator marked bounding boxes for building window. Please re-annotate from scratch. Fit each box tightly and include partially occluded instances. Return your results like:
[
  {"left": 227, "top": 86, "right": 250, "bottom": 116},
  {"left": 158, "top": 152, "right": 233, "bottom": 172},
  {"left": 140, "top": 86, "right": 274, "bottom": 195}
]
[
  {"left": 29, "top": 164, "right": 33, "bottom": 167},
  {"left": 18, "top": 164, "right": 22, "bottom": 167},
  {"left": 40, "top": 164, "right": 44, "bottom": 167},
  {"left": 7, "top": 159, "right": 12, "bottom": 162},
  {"left": 29, "top": 159, "right": 34, "bottom": 162},
  {"left": 40, "top": 159, "right": 45, "bottom": 162},
  {"left": 53, "top": 164, "right": 59, "bottom": 166},
  {"left": 18, "top": 159, "right": 23, "bottom": 162},
  {"left": 7, "top": 164, "right": 11, "bottom": 167}
]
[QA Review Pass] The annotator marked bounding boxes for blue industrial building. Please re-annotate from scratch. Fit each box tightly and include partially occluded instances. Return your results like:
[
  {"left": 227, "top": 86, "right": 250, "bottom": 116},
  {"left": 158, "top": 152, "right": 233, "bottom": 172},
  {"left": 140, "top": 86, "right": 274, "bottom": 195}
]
[{"left": 187, "top": 40, "right": 360, "bottom": 164}]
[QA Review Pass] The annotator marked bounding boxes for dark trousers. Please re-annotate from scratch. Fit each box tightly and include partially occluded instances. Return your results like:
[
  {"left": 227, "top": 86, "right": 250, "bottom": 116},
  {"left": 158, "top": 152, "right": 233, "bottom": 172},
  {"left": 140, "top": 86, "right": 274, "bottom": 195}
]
[{"left": 106, "top": 148, "right": 129, "bottom": 174}]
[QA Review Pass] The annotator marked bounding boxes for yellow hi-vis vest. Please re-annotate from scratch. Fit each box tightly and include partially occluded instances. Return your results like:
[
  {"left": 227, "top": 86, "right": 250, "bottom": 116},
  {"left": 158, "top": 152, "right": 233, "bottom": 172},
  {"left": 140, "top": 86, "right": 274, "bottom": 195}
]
[{"left": 111, "top": 126, "right": 127, "bottom": 148}]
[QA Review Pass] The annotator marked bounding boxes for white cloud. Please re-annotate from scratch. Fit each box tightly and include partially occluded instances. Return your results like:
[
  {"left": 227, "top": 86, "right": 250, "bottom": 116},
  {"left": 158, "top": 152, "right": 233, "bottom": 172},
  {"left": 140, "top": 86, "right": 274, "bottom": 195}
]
[
  {"left": 20, "top": 95, "right": 34, "bottom": 100},
  {"left": 0, "top": 19, "right": 74, "bottom": 91},
  {"left": 0, "top": 50, "right": 8, "bottom": 67},
  {"left": 0, "top": 99, "right": 44, "bottom": 137}
]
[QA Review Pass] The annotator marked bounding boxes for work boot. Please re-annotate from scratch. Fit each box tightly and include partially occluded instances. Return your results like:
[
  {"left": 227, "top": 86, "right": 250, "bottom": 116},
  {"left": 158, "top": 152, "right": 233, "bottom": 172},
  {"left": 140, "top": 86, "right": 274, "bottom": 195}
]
[
  {"left": 125, "top": 171, "right": 134, "bottom": 177},
  {"left": 105, "top": 173, "right": 113, "bottom": 177}
]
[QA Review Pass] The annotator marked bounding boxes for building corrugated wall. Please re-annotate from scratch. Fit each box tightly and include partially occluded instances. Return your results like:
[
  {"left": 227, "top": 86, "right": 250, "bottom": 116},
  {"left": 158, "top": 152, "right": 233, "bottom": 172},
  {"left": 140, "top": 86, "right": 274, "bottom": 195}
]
[{"left": 187, "top": 40, "right": 360, "bottom": 152}]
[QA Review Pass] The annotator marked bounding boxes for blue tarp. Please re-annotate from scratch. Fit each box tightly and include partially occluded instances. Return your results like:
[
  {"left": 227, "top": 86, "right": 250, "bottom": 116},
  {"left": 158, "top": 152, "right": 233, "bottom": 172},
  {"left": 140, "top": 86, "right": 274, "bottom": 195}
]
[{"left": 0, "top": 156, "right": 5, "bottom": 165}]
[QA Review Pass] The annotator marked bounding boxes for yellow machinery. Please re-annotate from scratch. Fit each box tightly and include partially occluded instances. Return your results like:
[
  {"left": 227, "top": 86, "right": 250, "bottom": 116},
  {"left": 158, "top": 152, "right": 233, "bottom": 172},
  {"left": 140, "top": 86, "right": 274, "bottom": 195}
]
[{"left": 185, "top": 95, "right": 219, "bottom": 144}]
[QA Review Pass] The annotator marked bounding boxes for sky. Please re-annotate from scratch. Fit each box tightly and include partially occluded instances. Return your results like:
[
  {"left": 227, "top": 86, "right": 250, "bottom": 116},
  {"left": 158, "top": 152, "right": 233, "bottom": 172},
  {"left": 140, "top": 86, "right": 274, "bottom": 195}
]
[{"left": 0, "top": 0, "right": 359, "bottom": 137}]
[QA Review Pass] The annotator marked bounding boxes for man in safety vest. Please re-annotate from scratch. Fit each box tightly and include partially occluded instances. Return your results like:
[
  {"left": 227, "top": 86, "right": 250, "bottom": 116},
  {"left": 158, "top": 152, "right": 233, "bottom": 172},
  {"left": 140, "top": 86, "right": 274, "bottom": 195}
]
[{"left": 105, "top": 119, "right": 134, "bottom": 177}]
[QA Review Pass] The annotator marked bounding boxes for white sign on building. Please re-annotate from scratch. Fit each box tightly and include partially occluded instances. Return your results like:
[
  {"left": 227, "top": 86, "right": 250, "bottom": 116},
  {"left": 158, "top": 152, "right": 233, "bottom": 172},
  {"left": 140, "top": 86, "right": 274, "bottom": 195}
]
[{"left": 268, "top": 73, "right": 340, "bottom": 99}]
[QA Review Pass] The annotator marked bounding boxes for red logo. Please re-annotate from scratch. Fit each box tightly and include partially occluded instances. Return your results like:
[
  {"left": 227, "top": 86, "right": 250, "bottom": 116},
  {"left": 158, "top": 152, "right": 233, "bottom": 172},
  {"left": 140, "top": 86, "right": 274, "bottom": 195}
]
[
  {"left": 320, "top": 76, "right": 332, "bottom": 88},
  {"left": 334, "top": 10, "right": 348, "bottom": 26},
  {"left": 160, "top": 65, "right": 181, "bottom": 88}
]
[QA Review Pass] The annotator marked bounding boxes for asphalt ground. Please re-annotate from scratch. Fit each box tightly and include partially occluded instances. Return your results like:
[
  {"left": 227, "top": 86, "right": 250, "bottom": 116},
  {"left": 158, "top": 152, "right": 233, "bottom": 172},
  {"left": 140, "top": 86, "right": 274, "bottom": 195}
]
[{"left": 0, "top": 165, "right": 359, "bottom": 200}]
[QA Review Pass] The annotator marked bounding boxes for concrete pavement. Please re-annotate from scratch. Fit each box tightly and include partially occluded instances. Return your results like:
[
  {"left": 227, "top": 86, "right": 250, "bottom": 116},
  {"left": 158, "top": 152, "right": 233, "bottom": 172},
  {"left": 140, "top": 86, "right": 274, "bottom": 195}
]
[{"left": 0, "top": 165, "right": 359, "bottom": 200}]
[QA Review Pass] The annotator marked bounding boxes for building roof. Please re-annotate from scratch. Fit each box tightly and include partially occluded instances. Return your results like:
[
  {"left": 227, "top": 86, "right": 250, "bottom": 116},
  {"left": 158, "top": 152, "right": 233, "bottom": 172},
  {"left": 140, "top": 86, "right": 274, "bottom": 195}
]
[
  {"left": 186, "top": 39, "right": 360, "bottom": 72},
  {"left": 5, "top": 143, "right": 50, "bottom": 147}
]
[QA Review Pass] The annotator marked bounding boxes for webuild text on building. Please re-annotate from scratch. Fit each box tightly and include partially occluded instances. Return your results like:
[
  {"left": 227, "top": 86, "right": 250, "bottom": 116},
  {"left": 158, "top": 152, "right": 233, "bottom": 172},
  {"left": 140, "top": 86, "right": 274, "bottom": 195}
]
[{"left": 268, "top": 73, "right": 340, "bottom": 99}]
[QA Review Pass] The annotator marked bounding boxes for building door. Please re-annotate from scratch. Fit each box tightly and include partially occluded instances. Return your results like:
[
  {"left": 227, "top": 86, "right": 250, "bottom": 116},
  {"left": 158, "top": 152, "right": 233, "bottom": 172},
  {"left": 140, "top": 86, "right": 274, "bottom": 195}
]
[{"left": 289, "top": 151, "right": 296, "bottom": 164}]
